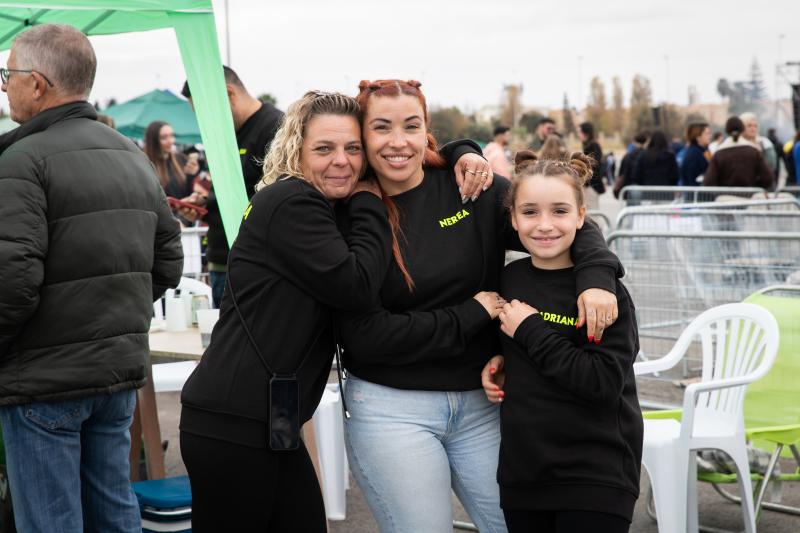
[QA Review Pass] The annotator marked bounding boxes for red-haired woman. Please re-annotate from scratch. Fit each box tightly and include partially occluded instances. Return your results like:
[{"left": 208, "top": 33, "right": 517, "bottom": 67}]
[{"left": 340, "top": 80, "right": 623, "bottom": 532}]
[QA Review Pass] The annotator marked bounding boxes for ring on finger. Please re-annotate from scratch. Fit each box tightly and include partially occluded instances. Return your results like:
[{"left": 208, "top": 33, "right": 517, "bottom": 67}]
[
  {"left": 465, "top": 169, "right": 476, "bottom": 174},
  {"left": 480, "top": 171, "right": 488, "bottom": 177}
]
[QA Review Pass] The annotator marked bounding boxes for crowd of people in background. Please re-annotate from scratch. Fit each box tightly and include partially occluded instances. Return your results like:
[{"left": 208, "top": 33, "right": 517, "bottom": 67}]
[
  {"left": 3, "top": 20, "right": 800, "bottom": 533},
  {"left": 475, "top": 112, "right": 797, "bottom": 209}
]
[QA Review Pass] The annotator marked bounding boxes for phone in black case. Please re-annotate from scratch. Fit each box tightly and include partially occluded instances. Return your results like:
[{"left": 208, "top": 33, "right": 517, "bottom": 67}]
[{"left": 269, "top": 376, "right": 300, "bottom": 451}]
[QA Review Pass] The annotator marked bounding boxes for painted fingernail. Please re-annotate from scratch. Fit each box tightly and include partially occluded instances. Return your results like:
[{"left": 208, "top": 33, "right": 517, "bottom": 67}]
[
  {"left": 490, "top": 368, "right": 496, "bottom": 374},
  {"left": 588, "top": 335, "right": 594, "bottom": 342},
  {"left": 461, "top": 195, "right": 468, "bottom": 204},
  {"left": 498, "top": 391, "right": 505, "bottom": 397},
  {"left": 575, "top": 323, "right": 581, "bottom": 329},
  {"left": 471, "top": 195, "right": 478, "bottom": 202},
  {"left": 483, "top": 185, "right": 488, "bottom": 191},
  {"left": 595, "top": 338, "right": 601, "bottom": 345}
]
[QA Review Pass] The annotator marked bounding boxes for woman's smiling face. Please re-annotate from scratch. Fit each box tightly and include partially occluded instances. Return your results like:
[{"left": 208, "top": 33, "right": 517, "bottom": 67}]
[
  {"left": 363, "top": 94, "right": 427, "bottom": 195},
  {"left": 299, "top": 113, "right": 364, "bottom": 200}
]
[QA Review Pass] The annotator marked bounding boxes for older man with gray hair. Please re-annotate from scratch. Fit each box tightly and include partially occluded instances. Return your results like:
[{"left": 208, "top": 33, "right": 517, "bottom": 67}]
[
  {"left": 740, "top": 111, "right": 778, "bottom": 172},
  {"left": 0, "top": 24, "right": 183, "bottom": 531}
]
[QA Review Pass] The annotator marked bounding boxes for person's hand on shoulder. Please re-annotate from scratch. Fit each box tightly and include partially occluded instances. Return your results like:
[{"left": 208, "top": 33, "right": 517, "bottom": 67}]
[
  {"left": 577, "top": 288, "right": 618, "bottom": 343},
  {"left": 455, "top": 153, "right": 493, "bottom": 203}
]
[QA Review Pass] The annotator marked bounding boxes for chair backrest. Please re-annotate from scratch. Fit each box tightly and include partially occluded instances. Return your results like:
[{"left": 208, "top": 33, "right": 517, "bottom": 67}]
[
  {"left": 673, "top": 303, "right": 779, "bottom": 426},
  {"left": 742, "top": 287, "right": 800, "bottom": 430}
]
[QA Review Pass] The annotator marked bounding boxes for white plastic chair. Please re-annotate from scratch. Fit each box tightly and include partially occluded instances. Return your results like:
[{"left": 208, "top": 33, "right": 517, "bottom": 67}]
[{"left": 634, "top": 303, "right": 779, "bottom": 533}]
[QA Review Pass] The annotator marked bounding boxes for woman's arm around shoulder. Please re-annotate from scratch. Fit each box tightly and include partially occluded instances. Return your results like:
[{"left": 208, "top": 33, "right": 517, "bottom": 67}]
[{"left": 341, "top": 291, "right": 502, "bottom": 364}]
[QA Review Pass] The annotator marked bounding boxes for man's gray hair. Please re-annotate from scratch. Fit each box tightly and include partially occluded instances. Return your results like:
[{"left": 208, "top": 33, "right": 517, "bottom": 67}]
[{"left": 13, "top": 24, "right": 96, "bottom": 98}]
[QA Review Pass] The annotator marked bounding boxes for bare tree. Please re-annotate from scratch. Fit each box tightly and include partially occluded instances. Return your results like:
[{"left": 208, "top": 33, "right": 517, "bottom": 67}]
[
  {"left": 586, "top": 76, "right": 609, "bottom": 132},
  {"left": 562, "top": 93, "right": 576, "bottom": 135},
  {"left": 611, "top": 76, "right": 625, "bottom": 134},
  {"left": 628, "top": 74, "right": 655, "bottom": 137}
]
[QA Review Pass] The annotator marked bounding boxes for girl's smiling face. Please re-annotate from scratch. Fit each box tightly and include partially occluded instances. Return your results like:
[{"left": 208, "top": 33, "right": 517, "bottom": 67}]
[{"left": 511, "top": 174, "right": 586, "bottom": 270}]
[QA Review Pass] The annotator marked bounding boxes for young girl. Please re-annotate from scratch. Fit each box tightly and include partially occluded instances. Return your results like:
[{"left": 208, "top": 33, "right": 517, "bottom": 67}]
[{"left": 483, "top": 151, "right": 643, "bottom": 533}]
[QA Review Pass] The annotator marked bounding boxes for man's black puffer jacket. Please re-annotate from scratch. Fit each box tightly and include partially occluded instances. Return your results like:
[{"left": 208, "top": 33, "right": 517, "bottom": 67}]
[{"left": 0, "top": 102, "right": 183, "bottom": 406}]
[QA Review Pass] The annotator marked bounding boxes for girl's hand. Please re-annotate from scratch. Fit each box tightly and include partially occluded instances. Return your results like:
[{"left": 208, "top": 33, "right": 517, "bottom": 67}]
[
  {"left": 455, "top": 153, "right": 493, "bottom": 203},
  {"left": 350, "top": 178, "right": 382, "bottom": 199},
  {"left": 577, "top": 288, "right": 618, "bottom": 343},
  {"left": 499, "top": 299, "right": 538, "bottom": 338},
  {"left": 474, "top": 291, "right": 506, "bottom": 319},
  {"left": 481, "top": 355, "right": 505, "bottom": 404}
]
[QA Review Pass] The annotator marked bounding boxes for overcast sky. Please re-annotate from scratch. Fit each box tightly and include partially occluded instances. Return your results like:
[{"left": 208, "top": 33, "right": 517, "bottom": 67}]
[{"left": 1, "top": 0, "right": 799, "bottom": 116}]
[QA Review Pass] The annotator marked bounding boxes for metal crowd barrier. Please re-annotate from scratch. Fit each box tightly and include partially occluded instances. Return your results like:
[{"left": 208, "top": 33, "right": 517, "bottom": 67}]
[
  {"left": 616, "top": 206, "right": 800, "bottom": 233},
  {"left": 777, "top": 185, "right": 800, "bottom": 199},
  {"left": 587, "top": 210, "right": 613, "bottom": 234},
  {"left": 618, "top": 185, "right": 766, "bottom": 206},
  {"left": 608, "top": 230, "right": 800, "bottom": 379},
  {"left": 180, "top": 225, "right": 208, "bottom": 278}
]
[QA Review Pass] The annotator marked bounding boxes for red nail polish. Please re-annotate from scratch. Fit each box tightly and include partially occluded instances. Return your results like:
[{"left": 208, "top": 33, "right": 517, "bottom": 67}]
[
  {"left": 595, "top": 338, "right": 600, "bottom": 345},
  {"left": 588, "top": 335, "right": 594, "bottom": 342},
  {"left": 490, "top": 368, "right": 496, "bottom": 374},
  {"left": 575, "top": 323, "right": 581, "bottom": 329},
  {"left": 499, "top": 391, "right": 505, "bottom": 397}
]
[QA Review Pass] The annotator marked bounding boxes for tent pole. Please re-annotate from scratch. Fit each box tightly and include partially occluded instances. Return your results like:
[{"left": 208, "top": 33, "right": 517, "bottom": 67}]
[{"left": 81, "top": 10, "right": 114, "bottom": 34}]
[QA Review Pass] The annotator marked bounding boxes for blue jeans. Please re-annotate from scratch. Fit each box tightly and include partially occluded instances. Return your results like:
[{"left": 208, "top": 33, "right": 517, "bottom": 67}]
[
  {"left": 209, "top": 270, "right": 226, "bottom": 309},
  {"left": 0, "top": 390, "right": 140, "bottom": 533},
  {"left": 344, "top": 375, "right": 507, "bottom": 533}
]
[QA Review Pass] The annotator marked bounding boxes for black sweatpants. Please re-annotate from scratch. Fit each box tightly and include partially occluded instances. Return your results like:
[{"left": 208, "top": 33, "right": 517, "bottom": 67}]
[
  {"left": 503, "top": 509, "right": 630, "bottom": 533},
  {"left": 180, "top": 431, "right": 326, "bottom": 532}
]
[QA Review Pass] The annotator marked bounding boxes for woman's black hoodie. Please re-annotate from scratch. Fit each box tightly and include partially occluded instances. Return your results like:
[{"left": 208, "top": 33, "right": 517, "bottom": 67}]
[{"left": 181, "top": 178, "right": 392, "bottom": 448}]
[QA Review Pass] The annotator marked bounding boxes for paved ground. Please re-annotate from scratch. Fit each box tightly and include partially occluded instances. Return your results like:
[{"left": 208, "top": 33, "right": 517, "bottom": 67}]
[
  {"left": 157, "top": 387, "right": 800, "bottom": 532},
  {"left": 154, "top": 187, "right": 800, "bottom": 532}
]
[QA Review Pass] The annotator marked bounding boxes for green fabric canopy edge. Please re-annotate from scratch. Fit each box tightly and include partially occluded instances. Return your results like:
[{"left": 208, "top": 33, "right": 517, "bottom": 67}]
[{"left": 0, "top": 1, "right": 247, "bottom": 247}]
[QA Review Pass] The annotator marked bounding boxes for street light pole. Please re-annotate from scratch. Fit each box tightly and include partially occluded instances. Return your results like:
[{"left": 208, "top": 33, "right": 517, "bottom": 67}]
[
  {"left": 577, "top": 55, "right": 583, "bottom": 112},
  {"left": 776, "top": 34, "right": 784, "bottom": 127},
  {"left": 224, "top": 0, "right": 231, "bottom": 66}
]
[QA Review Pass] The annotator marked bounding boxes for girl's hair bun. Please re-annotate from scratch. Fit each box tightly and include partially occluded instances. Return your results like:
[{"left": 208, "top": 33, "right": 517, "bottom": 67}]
[
  {"left": 568, "top": 151, "right": 594, "bottom": 186},
  {"left": 514, "top": 150, "right": 539, "bottom": 174}
]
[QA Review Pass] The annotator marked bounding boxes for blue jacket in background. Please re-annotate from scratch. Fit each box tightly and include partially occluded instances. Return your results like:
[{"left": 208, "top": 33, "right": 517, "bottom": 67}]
[
  {"left": 793, "top": 142, "right": 800, "bottom": 184},
  {"left": 680, "top": 143, "right": 709, "bottom": 186}
]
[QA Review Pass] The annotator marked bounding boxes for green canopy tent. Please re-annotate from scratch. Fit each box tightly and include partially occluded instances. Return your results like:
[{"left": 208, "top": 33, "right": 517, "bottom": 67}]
[
  {"left": 104, "top": 88, "right": 202, "bottom": 145},
  {"left": 0, "top": 0, "right": 246, "bottom": 246}
]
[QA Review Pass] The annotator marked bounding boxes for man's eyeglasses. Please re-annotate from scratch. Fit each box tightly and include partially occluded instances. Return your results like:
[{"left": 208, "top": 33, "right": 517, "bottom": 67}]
[{"left": 0, "top": 68, "right": 54, "bottom": 87}]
